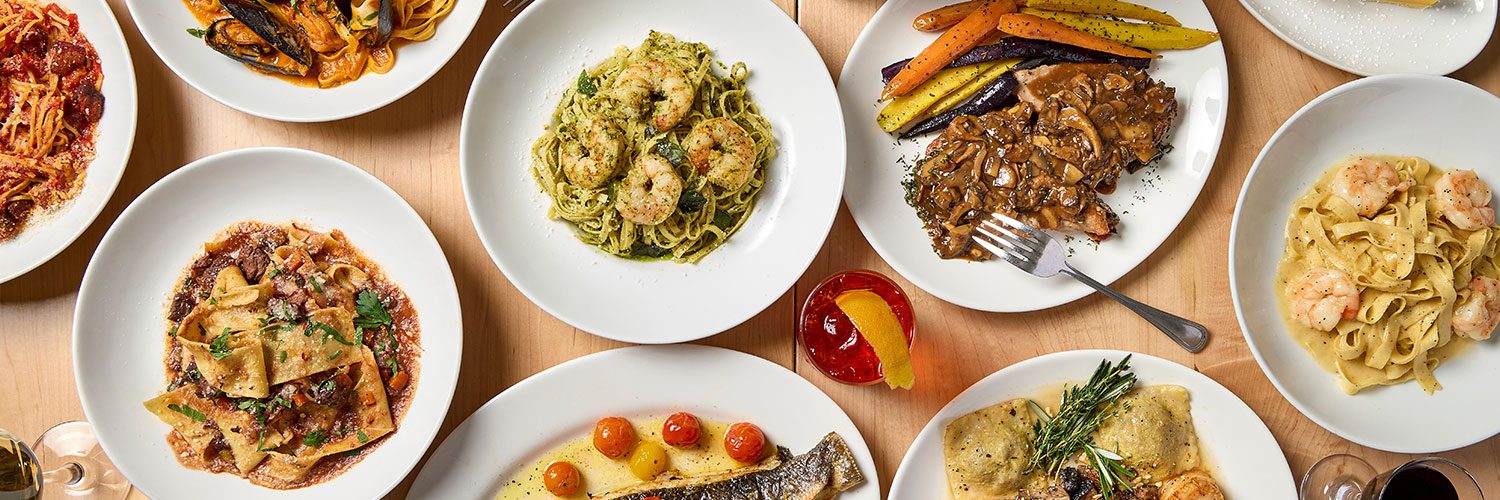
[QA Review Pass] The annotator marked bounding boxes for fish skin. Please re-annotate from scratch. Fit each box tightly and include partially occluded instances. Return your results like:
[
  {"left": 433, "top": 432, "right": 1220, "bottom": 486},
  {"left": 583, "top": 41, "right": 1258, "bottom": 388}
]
[{"left": 595, "top": 433, "right": 865, "bottom": 500}]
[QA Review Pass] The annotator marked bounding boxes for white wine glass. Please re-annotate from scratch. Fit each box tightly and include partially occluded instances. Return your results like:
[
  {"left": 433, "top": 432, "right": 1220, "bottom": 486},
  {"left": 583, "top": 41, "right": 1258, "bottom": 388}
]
[{"left": 0, "top": 422, "right": 130, "bottom": 500}]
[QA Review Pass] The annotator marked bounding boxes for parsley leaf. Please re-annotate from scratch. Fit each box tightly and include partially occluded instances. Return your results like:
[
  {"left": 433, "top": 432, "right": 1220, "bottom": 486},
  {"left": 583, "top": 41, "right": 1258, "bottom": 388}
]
[
  {"left": 327, "top": 349, "right": 343, "bottom": 360},
  {"left": 306, "top": 320, "right": 353, "bottom": 345},
  {"left": 356, "top": 429, "right": 369, "bottom": 443},
  {"left": 576, "top": 70, "right": 597, "bottom": 96},
  {"left": 302, "top": 430, "right": 327, "bottom": 448},
  {"left": 186, "top": 28, "right": 206, "bottom": 38},
  {"left": 354, "top": 290, "right": 393, "bottom": 330},
  {"left": 654, "top": 140, "right": 688, "bottom": 167},
  {"left": 209, "top": 329, "right": 234, "bottom": 360},
  {"left": 168, "top": 404, "right": 207, "bottom": 422},
  {"left": 280, "top": 350, "right": 287, "bottom": 363}
]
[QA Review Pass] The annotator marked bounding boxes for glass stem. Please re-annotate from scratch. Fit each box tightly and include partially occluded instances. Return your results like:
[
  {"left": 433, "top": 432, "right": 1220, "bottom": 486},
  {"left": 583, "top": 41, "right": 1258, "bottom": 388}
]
[{"left": 41, "top": 461, "right": 82, "bottom": 487}]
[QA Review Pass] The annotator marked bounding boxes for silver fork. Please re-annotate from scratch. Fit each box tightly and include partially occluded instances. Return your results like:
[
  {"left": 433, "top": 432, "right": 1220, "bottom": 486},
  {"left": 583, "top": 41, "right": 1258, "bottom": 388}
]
[
  {"left": 501, "top": 0, "right": 533, "bottom": 12},
  {"left": 973, "top": 212, "right": 1209, "bottom": 352}
]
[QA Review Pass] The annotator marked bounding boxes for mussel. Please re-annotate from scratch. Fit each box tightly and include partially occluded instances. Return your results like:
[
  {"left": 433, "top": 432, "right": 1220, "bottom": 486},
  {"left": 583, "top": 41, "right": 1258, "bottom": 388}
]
[
  {"left": 349, "top": 0, "right": 394, "bottom": 46},
  {"left": 206, "top": 0, "right": 313, "bottom": 74},
  {"left": 204, "top": 18, "right": 309, "bottom": 76}
]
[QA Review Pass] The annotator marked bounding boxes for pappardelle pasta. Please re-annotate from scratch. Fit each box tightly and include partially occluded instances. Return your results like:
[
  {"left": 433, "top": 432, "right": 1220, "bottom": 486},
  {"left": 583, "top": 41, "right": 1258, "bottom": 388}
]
[
  {"left": 145, "top": 221, "right": 419, "bottom": 489},
  {"left": 1277, "top": 155, "right": 1500, "bottom": 394}
]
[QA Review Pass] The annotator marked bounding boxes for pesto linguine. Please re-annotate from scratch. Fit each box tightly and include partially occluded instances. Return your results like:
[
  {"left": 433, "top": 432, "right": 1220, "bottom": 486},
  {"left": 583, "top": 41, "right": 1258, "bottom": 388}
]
[
  {"left": 531, "top": 31, "right": 776, "bottom": 263},
  {"left": 1276, "top": 155, "right": 1500, "bottom": 394}
]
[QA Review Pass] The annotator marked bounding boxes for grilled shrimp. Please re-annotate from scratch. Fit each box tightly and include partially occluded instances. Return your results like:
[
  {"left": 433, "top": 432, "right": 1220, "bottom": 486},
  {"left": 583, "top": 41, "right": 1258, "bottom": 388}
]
[
  {"left": 560, "top": 117, "right": 624, "bottom": 189},
  {"left": 684, "top": 117, "right": 757, "bottom": 190},
  {"left": 616, "top": 153, "right": 683, "bottom": 225},
  {"left": 1331, "top": 156, "right": 1408, "bottom": 218},
  {"left": 1288, "top": 268, "right": 1360, "bottom": 332},
  {"left": 607, "top": 60, "right": 694, "bottom": 130},
  {"left": 1435, "top": 169, "right": 1495, "bottom": 231},
  {"left": 1159, "top": 469, "right": 1225, "bottom": 500},
  {"left": 1454, "top": 276, "right": 1500, "bottom": 341}
]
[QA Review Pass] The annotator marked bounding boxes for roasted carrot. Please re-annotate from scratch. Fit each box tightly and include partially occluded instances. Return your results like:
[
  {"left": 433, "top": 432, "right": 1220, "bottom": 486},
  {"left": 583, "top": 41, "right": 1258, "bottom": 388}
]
[
  {"left": 884, "top": 0, "right": 1016, "bottom": 100},
  {"left": 996, "top": 12, "right": 1159, "bottom": 59},
  {"left": 913, "top": 1, "right": 984, "bottom": 32}
]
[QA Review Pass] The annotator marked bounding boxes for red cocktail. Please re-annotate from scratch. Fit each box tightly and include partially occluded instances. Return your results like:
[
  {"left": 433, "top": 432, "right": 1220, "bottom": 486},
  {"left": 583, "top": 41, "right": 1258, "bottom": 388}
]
[{"left": 798, "top": 270, "right": 916, "bottom": 385}]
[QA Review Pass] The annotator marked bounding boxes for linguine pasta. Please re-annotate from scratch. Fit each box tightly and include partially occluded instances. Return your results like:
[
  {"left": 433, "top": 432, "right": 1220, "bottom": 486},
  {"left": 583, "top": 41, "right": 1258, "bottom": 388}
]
[{"left": 1276, "top": 155, "right": 1500, "bottom": 394}]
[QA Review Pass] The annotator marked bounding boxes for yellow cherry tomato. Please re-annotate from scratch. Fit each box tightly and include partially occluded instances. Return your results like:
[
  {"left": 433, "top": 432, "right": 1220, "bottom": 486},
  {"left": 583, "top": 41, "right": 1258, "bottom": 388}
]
[{"left": 628, "top": 441, "right": 669, "bottom": 481}]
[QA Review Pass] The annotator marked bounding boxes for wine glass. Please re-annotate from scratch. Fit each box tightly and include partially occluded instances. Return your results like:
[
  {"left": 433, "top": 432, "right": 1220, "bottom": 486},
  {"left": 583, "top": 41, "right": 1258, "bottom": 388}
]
[
  {"left": 0, "top": 422, "right": 130, "bottom": 500},
  {"left": 1301, "top": 454, "right": 1483, "bottom": 500}
]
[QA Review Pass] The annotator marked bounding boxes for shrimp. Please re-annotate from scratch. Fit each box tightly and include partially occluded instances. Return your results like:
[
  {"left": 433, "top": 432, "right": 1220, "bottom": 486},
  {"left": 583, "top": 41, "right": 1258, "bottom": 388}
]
[
  {"left": 1453, "top": 276, "right": 1500, "bottom": 341},
  {"left": 1331, "top": 156, "right": 1409, "bottom": 218},
  {"left": 559, "top": 117, "right": 624, "bottom": 189},
  {"left": 683, "top": 117, "right": 758, "bottom": 190},
  {"left": 1435, "top": 169, "right": 1495, "bottom": 231},
  {"left": 1288, "top": 268, "right": 1360, "bottom": 332},
  {"left": 606, "top": 60, "right": 695, "bottom": 131},
  {"left": 616, "top": 153, "right": 683, "bottom": 225}
]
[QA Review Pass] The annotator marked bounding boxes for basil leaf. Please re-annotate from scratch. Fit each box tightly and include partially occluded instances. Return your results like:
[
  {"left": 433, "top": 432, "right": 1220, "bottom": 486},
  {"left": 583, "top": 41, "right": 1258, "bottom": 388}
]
[
  {"left": 576, "top": 70, "right": 597, "bottom": 96},
  {"left": 712, "top": 210, "right": 735, "bottom": 230},
  {"left": 168, "top": 404, "right": 207, "bottom": 422},
  {"left": 631, "top": 244, "right": 670, "bottom": 258},
  {"left": 677, "top": 189, "right": 707, "bottom": 213},
  {"left": 654, "top": 140, "right": 688, "bottom": 167}
]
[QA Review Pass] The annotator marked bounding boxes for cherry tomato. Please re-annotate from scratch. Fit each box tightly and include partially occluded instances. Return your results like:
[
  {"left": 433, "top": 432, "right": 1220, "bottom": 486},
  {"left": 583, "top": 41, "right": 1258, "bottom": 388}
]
[
  {"left": 592, "top": 416, "right": 636, "bottom": 459},
  {"left": 723, "top": 422, "right": 766, "bottom": 463},
  {"left": 662, "top": 412, "right": 702, "bottom": 448},
  {"left": 628, "top": 441, "right": 669, "bottom": 480},
  {"left": 542, "top": 461, "right": 581, "bottom": 496}
]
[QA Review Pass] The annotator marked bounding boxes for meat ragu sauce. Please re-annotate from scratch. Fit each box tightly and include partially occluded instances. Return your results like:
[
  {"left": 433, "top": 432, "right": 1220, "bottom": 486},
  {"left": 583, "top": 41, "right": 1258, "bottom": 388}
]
[{"left": 159, "top": 221, "right": 419, "bottom": 489}]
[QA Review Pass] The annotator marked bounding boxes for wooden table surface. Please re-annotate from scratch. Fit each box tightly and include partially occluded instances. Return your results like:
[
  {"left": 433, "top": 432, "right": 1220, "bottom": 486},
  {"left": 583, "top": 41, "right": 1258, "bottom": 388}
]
[{"left": 2, "top": 0, "right": 1497, "bottom": 498}]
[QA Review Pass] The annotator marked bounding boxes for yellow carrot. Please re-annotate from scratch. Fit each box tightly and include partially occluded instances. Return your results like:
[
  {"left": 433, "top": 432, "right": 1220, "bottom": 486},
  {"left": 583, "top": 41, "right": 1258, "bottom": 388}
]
[
  {"left": 919, "top": 59, "right": 1020, "bottom": 121},
  {"left": 883, "top": 0, "right": 1017, "bottom": 100},
  {"left": 1023, "top": 0, "right": 1180, "bottom": 26},
  {"left": 996, "top": 12, "right": 1159, "bottom": 59},
  {"left": 1024, "top": 9, "right": 1218, "bottom": 50},
  {"left": 877, "top": 62, "right": 998, "bottom": 133}
]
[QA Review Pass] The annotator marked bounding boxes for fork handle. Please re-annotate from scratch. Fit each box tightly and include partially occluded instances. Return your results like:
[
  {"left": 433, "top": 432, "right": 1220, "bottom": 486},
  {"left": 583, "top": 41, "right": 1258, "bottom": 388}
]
[{"left": 1061, "top": 265, "right": 1209, "bottom": 352}]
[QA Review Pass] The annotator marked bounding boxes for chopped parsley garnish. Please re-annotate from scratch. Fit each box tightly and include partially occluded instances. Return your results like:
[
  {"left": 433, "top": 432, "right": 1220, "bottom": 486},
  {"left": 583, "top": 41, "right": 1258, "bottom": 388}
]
[
  {"left": 302, "top": 430, "right": 328, "bottom": 447},
  {"left": 267, "top": 265, "right": 283, "bottom": 278},
  {"left": 654, "top": 140, "right": 688, "bottom": 166},
  {"left": 576, "top": 70, "right": 597, "bottom": 96},
  {"left": 167, "top": 404, "right": 207, "bottom": 422},
  {"left": 306, "top": 320, "right": 354, "bottom": 345},
  {"left": 186, "top": 28, "right": 206, "bottom": 38},
  {"left": 309, "top": 275, "right": 324, "bottom": 293},
  {"left": 255, "top": 431, "right": 269, "bottom": 452},
  {"left": 327, "top": 349, "right": 343, "bottom": 360},
  {"left": 356, "top": 429, "right": 369, "bottom": 443},
  {"left": 167, "top": 326, "right": 178, "bottom": 338},
  {"left": 354, "top": 290, "right": 393, "bottom": 330},
  {"left": 198, "top": 290, "right": 210, "bottom": 299},
  {"left": 209, "top": 329, "right": 234, "bottom": 360},
  {"left": 280, "top": 351, "right": 288, "bottom": 363}
]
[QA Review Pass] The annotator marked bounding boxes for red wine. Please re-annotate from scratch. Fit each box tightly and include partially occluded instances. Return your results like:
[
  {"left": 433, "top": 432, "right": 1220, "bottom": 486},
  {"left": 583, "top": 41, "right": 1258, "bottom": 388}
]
[{"left": 1373, "top": 465, "right": 1458, "bottom": 500}]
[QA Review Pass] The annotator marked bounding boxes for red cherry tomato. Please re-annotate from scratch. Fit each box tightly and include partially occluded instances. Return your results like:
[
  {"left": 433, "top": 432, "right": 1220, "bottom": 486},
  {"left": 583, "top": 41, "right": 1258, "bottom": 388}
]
[
  {"left": 662, "top": 412, "right": 702, "bottom": 448},
  {"left": 643, "top": 497, "right": 663, "bottom": 500},
  {"left": 592, "top": 417, "right": 636, "bottom": 459},
  {"left": 542, "top": 461, "right": 581, "bottom": 496},
  {"left": 723, "top": 422, "right": 766, "bottom": 463}
]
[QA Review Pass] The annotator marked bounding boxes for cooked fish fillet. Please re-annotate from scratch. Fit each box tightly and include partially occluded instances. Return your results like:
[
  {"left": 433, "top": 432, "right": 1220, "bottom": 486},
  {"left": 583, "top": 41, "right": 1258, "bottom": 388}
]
[{"left": 595, "top": 433, "right": 865, "bottom": 500}]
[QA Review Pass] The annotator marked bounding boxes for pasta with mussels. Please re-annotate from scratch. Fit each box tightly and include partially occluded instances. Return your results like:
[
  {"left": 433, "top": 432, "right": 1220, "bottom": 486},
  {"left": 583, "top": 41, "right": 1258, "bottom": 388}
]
[{"left": 1277, "top": 155, "right": 1500, "bottom": 394}]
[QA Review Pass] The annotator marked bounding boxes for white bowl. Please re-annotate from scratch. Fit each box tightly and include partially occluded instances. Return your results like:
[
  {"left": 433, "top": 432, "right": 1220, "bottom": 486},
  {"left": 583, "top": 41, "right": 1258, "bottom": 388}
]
[
  {"left": 839, "top": 0, "right": 1229, "bottom": 312},
  {"left": 0, "top": 0, "right": 137, "bottom": 284},
  {"left": 74, "top": 147, "right": 462, "bottom": 498},
  {"left": 122, "top": 0, "right": 484, "bottom": 122},
  {"left": 1230, "top": 74, "right": 1500, "bottom": 452},
  {"left": 408, "top": 345, "right": 879, "bottom": 500},
  {"left": 461, "top": 0, "right": 845, "bottom": 343},
  {"left": 889, "top": 350, "right": 1296, "bottom": 498},
  {"left": 1237, "top": 0, "right": 1496, "bottom": 76}
]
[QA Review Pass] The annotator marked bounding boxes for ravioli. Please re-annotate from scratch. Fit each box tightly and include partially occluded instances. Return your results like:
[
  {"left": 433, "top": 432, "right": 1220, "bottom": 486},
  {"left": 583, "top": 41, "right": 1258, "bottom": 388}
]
[
  {"left": 942, "top": 398, "right": 1040, "bottom": 499},
  {"left": 1091, "top": 385, "right": 1200, "bottom": 481}
]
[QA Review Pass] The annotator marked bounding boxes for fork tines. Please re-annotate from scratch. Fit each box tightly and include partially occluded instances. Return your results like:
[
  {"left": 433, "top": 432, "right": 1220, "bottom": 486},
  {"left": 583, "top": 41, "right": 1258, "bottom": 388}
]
[
  {"left": 501, "top": 0, "right": 533, "bottom": 12},
  {"left": 973, "top": 212, "right": 1045, "bottom": 268}
]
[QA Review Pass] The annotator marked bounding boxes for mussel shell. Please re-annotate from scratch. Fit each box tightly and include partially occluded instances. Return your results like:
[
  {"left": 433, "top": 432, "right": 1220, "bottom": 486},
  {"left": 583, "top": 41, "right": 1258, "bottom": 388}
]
[
  {"left": 204, "top": 18, "right": 307, "bottom": 76},
  {"left": 219, "top": 0, "right": 314, "bottom": 67},
  {"left": 351, "top": 0, "right": 394, "bottom": 46}
]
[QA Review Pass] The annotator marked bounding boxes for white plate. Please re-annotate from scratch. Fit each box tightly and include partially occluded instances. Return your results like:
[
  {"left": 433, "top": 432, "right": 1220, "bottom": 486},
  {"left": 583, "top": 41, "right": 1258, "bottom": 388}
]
[
  {"left": 1230, "top": 74, "right": 1500, "bottom": 453},
  {"left": 123, "top": 0, "right": 483, "bottom": 122},
  {"left": 462, "top": 0, "right": 844, "bottom": 343},
  {"left": 888, "top": 349, "right": 1295, "bottom": 498},
  {"left": 0, "top": 0, "right": 137, "bottom": 284},
  {"left": 408, "top": 345, "right": 879, "bottom": 499},
  {"left": 1238, "top": 0, "right": 1496, "bottom": 76},
  {"left": 839, "top": 0, "right": 1229, "bottom": 312},
  {"left": 73, "top": 147, "right": 462, "bottom": 499}
]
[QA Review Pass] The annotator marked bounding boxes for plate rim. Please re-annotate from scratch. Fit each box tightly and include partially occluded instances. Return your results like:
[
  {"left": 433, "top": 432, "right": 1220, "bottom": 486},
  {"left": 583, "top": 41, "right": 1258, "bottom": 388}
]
[
  {"left": 887, "top": 348, "right": 1296, "bottom": 497},
  {"left": 836, "top": 0, "right": 1231, "bottom": 312},
  {"left": 457, "top": 0, "right": 847, "bottom": 343},
  {"left": 120, "top": 0, "right": 486, "bottom": 122},
  {"left": 72, "top": 146, "right": 464, "bottom": 498},
  {"left": 1228, "top": 73, "right": 1500, "bottom": 453},
  {"left": 1234, "top": 0, "right": 1498, "bottom": 76},
  {"left": 407, "top": 344, "right": 880, "bottom": 499},
  {"left": 0, "top": 0, "right": 139, "bottom": 284}
]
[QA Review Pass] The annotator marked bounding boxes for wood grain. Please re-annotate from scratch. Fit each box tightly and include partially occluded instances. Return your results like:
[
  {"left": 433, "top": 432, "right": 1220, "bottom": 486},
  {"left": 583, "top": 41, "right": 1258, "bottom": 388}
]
[{"left": 0, "top": 0, "right": 1496, "bottom": 498}]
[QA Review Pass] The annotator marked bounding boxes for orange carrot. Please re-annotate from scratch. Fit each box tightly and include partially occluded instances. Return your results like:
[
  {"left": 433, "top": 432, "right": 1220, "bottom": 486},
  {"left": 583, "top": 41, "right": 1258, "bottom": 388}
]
[
  {"left": 995, "top": 12, "right": 1159, "bottom": 59},
  {"left": 913, "top": 1, "right": 983, "bottom": 32},
  {"left": 884, "top": 0, "right": 1016, "bottom": 100}
]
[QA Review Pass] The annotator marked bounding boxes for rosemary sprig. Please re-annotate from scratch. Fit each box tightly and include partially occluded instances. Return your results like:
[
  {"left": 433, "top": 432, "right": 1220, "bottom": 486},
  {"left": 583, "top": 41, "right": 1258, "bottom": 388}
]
[{"left": 1027, "top": 356, "right": 1138, "bottom": 499}]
